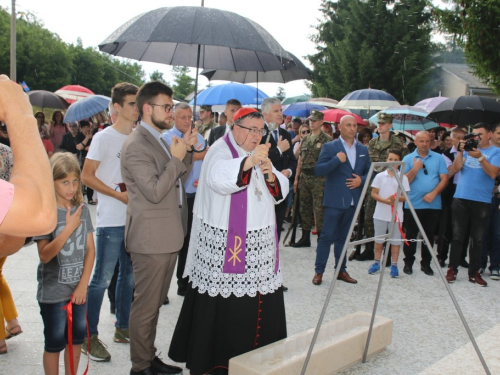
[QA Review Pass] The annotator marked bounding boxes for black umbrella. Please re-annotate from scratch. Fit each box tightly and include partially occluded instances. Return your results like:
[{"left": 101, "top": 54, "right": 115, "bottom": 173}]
[
  {"left": 427, "top": 96, "right": 500, "bottom": 127},
  {"left": 98, "top": 6, "right": 293, "bottom": 72},
  {"left": 27, "top": 90, "right": 69, "bottom": 110},
  {"left": 200, "top": 52, "right": 312, "bottom": 84}
]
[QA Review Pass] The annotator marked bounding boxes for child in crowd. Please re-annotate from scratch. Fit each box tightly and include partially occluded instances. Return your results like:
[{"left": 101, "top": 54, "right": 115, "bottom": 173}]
[
  {"left": 33, "top": 152, "right": 95, "bottom": 375},
  {"left": 368, "top": 149, "right": 410, "bottom": 278}
]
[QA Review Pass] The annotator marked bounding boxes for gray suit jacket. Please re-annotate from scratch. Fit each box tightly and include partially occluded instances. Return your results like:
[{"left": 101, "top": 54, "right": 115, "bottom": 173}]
[{"left": 120, "top": 125, "right": 193, "bottom": 254}]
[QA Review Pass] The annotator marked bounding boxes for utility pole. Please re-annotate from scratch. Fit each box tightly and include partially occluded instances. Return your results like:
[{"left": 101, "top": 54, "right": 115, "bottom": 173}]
[{"left": 10, "top": 0, "right": 16, "bottom": 81}]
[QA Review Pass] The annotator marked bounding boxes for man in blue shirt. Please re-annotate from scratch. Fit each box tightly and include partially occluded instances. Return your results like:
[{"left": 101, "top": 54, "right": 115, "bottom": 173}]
[
  {"left": 162, "top": 103, "right": 206, "bottom": 296},
  {"left": 447, "top": 123, "right": 500, "bottom": 286},
  {"left": 403, "top": 131, "right": 448, "bottom": 276}
]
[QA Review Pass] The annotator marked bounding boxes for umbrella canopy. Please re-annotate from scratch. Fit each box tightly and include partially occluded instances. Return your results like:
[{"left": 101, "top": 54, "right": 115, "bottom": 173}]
[
  {"left": 426, "top": 96, "right": 500, "bottom": 127},
  {"left": 199, "top": 52, "right": 312, "bottom": 84},
  {"left": 27, "top": 90, "right": 69, "bottom": 110},
  {"left": 63, "top": 95, "right": 111, "bottom": 123},
  {"left": 188, "top": 82, "right": 269, "bottom": 106},
  {"left": 369, "top": 105, "right": 439, "bottom": 131},
  {"left": 307, "top": 97, "right": 338, "bottom": 108},
  {"left": 281, "top": 94, "right": 312, "bottom": 105},
  {"left": 55, "top": 85, "right": 95, "bottom": 104},
  {"left": 414, "top": 97, "right": 449, "bottom": 113},
  {"left": 282, "top": 102, "right": 327, "bottom": 118},
  {"left": 321, "top": 109, "right": 364, "bottom": 125},
  {"left": 337, "top": 88, "right": 399, "bottom": 110},
  {"left": 99, "top": 6, "right": 293, "bottom": 72}
]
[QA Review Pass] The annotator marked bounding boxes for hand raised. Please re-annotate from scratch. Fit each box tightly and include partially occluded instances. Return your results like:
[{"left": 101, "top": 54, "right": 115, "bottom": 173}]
[
  {"left": 0, "top": 75, "right": 33, "bottom": 124},
  {"left": 277, "top": 135, "right": 290, "bottom": 152},
  {"left": 337, "top": 151, "right": 347, "bottom": 163},
  {"left": 413, "top": 157, "right": 423, "bottom": 171},
  {"left": 171, "top": 135, "right": 188, "bottom": 160},
  {"left": 66, "top": 204, "right": 83, "bottom": 232},
  {"left": 247, "top": 144, "right": 270, "bottom": 169}
]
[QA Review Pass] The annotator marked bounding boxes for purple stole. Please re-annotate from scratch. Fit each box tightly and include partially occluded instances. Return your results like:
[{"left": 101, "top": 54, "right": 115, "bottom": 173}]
[{"left": 222, "top": 134, "right": 279, "bottom": 275}]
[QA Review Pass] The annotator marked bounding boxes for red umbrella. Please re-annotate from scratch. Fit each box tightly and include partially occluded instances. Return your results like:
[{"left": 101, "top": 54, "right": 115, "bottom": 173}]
[
  {"left": 321, "top": 109, "right": 365, "bottom": 126},
  {"left": 55, "top": 85, "right": 95, "bottom": 104}
]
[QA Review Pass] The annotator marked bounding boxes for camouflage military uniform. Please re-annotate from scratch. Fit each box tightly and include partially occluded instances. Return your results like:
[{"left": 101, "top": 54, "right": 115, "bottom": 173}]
[
  {"left": 198, "top": 120, "right": 217, "bottom": 139},
  {"left": 364, "top": 134, "right": 409, "bottom": 238},
  {"left": 299, "top": 131, "right": 333, "bottom": 232}
]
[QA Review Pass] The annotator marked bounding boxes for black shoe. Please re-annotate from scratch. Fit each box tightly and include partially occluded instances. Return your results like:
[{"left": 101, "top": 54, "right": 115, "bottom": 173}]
[
  {"left": 291, "top": 231, "right": 311, "bottom": 248},
  {"left": 177, "top": 287, "right": 187, "bottom": 297},
  {"left": 282, "top": 285, "right": 289, "bottom": 292},
  {"left": 163, "top": 297, "right": 169, "bottom": 305},
  {"left": 284, "top": 216, "right": 292, "bottom": 224},
  {"left": 460, "top": 260, "right": 469, "bottom": 268},
  {"left": 439, "top": 258, "right": 446, "bottom": 268},
  {"left": 151, "top": 356, "right": 182, "bottom": 374},
  {"left": 421, "top": 264, "right": 434, "bottom": 276},
  {"left": 130, "top": 367, "right": 158, "bottom": 375},
  {"left": 403, "top": 264, "right": 413, "bottom": 275},
  {"left": 357, "top": 243, "right": 374, "bottom": 261},
  {"left": 110, "top": 305, "right": 116, "bottom": 315}
]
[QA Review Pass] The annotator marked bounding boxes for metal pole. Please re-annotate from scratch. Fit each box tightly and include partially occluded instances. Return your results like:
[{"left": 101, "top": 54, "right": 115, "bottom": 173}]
[
  {"left": 10, "top": 0, "right": 16, "bottom": 81},
  {"left": 300, "top": 163, "right": 376, "bottom": 375},
  {"left": 362, "top": 164, "right": 405, "bottom": 362},
  {"left": 400, "top": 173, "right": 491, "bottom": 374}
]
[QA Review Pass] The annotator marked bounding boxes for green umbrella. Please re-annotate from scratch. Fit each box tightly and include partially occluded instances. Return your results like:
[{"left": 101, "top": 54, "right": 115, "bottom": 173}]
[{"left": 281, "top": 94, "right": 312, "bottom": 105}]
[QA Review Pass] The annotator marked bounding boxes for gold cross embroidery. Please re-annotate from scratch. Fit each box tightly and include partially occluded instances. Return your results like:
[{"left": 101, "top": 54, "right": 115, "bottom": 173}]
[{"left": 228, "top": 236, "right": 242, "bottom": 266}]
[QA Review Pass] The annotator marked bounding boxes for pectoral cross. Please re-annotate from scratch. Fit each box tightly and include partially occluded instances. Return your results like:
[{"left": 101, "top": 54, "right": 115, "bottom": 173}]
[{"left": 254, "top": 185, "right": 263, "bottom": 202}]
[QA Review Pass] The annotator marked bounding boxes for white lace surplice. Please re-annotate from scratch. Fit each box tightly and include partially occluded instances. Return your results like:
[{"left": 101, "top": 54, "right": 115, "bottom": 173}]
[{"left": 184, "top": 132, "right": 289, "bottom": 298}]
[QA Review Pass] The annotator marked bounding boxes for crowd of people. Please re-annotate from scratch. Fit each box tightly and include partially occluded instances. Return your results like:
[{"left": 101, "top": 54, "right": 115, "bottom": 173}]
[{"left": 1, "top": 74, "right": 500, "bottom": 375}]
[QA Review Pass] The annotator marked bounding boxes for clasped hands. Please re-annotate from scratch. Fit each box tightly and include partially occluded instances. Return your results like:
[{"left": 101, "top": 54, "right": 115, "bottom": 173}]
[
  {"left": 171, "top": 127, "right": 200, "bottom": 160},
  {"left": 244, "top": 144, "right": 275, "bottom": 183}
]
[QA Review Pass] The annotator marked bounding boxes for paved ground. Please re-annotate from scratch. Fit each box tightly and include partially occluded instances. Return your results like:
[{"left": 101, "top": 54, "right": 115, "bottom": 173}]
[{"left": 1, "top": 204, "right": 499, "bottom": 374}]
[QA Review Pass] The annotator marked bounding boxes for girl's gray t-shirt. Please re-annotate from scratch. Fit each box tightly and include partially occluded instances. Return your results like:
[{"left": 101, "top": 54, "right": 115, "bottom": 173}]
[{"left": 34, "top": 204, "right": 94, "bottom": 303}]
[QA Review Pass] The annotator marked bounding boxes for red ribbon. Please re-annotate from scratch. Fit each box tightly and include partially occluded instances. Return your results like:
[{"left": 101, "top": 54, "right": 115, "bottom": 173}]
[
  {"left": 391, "top": 194, "right": 409, "bottom": 246},
  {"left": 63, "top": 297, "right": 90, "bottom": 375}
]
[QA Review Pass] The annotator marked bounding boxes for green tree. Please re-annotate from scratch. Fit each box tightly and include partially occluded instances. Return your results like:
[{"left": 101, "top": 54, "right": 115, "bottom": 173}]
[
  {"left": 171, "top": 66, "right": 195, "bottom": 101},
  {"left": 276, "top": 86, "right": 286, "bottom": 101},
  {"left": 0, "top": 6, "right": 144, "bottom": 94},
  {"left": 308, "top": 0, "right": 433, "bottom": 104},
  {"left": 149, "top": 70, "right": 169, "bottom": 85},
  {"left": 433, "top": 0, "right": 500, "bottom": 94}
]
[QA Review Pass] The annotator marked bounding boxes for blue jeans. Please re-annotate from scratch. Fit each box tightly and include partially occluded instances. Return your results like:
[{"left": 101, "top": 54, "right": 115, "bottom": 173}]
[
  {"left": 39, "top": 301, "right": 86, "bottom": 353},
  {"left": 481, "top": 195, "right": 500, "bottom": 272},
  {"left": 315, "top": 206, "right": 356, "bottom": 274},
  {"left": 86, "top": 226, "right": 134, "bottom": 335}
]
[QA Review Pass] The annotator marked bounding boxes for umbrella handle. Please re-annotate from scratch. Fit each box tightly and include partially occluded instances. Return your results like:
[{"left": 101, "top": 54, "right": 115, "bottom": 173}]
[{"left": 191, "top": 139, "right": 207, "bottom": 153}]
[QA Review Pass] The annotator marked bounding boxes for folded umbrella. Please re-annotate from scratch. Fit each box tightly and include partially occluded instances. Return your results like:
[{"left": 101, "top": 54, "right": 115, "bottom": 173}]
[{"left": 63, "top": 95, "right": 111, "bottom": 123}]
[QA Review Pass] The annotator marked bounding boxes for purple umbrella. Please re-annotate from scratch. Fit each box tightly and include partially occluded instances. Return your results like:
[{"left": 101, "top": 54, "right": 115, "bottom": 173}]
[{"left": 414, "top": 97, "right": 449, "bottom": 113}]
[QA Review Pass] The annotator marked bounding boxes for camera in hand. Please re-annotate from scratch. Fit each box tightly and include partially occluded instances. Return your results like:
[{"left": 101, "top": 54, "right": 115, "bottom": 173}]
[{"left": 461, "top": 133, "right": 479, "bottom": 152}]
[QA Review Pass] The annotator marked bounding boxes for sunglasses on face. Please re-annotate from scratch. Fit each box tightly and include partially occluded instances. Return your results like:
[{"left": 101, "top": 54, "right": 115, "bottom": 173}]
[{"left": 301, "top": 130, "right": 310, "bottom": 135}]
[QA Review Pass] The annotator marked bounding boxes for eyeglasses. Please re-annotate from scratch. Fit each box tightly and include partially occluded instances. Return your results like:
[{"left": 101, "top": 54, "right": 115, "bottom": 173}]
[
  {"left": 36, "top": 115, "right": 44, "bottom": 119},
  {"left": 236, "top": 123, "right": 267, "bottom": 137},
  {"left": 301, "top": 130, "right": 311, "bottom": 135},
  {"left": 149, "top": 103, "right": 173, "bottom": 113},
  {"left": 422, "top": 163, "right": 428, "bottom": 175}
]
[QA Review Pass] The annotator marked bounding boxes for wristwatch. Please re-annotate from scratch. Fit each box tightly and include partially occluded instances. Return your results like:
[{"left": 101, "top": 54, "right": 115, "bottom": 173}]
[{"left": 478, "top": 155, "right": 485, "bottom": 162}]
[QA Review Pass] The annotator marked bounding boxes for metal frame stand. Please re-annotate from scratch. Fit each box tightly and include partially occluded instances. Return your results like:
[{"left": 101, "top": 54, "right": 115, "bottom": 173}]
[{"left": 300, "top": 161, "right": 491, "bottom": 375}]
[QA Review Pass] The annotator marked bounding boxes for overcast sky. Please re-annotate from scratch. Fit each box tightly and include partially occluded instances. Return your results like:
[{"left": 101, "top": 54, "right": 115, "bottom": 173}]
[{"left": 1, "top": 0, "right": 325, "bottom": 98}]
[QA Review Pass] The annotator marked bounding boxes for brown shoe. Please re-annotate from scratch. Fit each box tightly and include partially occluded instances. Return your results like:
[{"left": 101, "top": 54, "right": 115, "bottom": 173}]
[
  {"left": 337, "top": 271, "right": 357, "bottom": 284},
  {"left": 312, "top": 273, "right": 323, "bottom": 285}
]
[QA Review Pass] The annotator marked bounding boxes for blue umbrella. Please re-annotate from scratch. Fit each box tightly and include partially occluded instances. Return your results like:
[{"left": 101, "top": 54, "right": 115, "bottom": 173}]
[
  {"left": 369, "top": 105, "right": 439, "bottom": 131},
  {"left": 64, "top": 95, "right": 111, "bottom": 123},
  {"left": 189, "top": 82, "right": 268, "bottom": 106},
  {"left": 282, "top": 102, "right": 327, "bottom": 117}
]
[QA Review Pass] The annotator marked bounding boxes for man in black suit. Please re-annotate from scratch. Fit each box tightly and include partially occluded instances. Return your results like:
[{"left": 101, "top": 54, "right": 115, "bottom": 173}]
[
  {"left": 261, "top": 98, "right": 297, "bottom": 239},
  {"left": 207, "top": 99, "right": 242, "bottom": 146}
]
